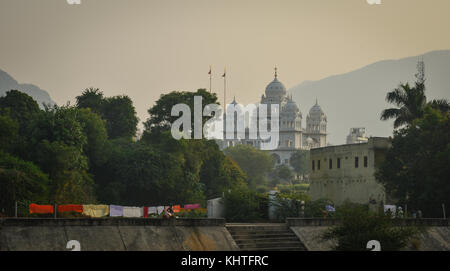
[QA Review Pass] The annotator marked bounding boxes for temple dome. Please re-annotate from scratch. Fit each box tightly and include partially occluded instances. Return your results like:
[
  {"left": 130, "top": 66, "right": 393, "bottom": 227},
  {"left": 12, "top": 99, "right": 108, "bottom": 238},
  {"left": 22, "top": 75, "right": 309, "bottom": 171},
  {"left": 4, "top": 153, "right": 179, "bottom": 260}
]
[{"left": 265, "top": 77, "right": 286, "bottom": 97}]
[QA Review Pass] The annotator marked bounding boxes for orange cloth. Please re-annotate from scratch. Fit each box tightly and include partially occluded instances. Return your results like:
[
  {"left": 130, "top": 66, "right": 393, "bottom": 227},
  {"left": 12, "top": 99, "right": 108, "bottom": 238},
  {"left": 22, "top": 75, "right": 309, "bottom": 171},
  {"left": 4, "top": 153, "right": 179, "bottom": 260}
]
[
  {"left": 172, "top": 205, "right": 181, "bottom": 213},
  {"left": 58, "top": 205, "right": 83, "bottom": 213},
  {"left": 29, "top": 203, "right": 54, "bottom": 214}
]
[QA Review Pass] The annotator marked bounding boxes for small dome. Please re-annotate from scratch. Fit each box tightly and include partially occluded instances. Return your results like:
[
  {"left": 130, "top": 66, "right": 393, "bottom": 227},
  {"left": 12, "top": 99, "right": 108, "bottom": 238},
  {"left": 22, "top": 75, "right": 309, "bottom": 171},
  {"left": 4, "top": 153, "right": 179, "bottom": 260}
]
[
  {"left": 306, "top": 137, "right": 314, "bottom": 144},
  {"left": 265, "top": 77, "right": 286, "bottom": 97},
  {"left": 285, "top": 98, "right": 299, "bottom": 112},
  {"left": 310, "top": 101, "right": 323, "bottom": 114},
  {"left": 309, "top": 99, "right": 326, "bottom": 118}
]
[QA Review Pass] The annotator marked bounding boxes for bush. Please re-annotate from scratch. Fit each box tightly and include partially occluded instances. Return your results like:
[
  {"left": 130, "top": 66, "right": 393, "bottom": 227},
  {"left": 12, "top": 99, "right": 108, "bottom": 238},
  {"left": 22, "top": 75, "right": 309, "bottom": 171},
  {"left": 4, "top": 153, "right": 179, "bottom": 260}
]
[
  {"left": 271, "top": 192, "right": 309, "bottom": 220},
  {"left": 277, "top": 184, "right": 309, "bottom": 194},
  {"left": 304, "top": 198, "right": 333, "bottom": 218},
  {"left": 223, "top": 186, "right": 268, "bottom": 222},
  {"left": 321, "top": 205, "right": 419, "bottom": 251}
]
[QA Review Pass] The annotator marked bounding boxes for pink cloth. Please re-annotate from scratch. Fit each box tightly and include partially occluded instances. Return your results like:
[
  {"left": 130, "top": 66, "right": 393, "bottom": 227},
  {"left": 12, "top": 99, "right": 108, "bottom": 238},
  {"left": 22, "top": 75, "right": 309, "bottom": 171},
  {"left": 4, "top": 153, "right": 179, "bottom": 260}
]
[{"left": 184, "top": 204, "right": 201, "bottom": 210}]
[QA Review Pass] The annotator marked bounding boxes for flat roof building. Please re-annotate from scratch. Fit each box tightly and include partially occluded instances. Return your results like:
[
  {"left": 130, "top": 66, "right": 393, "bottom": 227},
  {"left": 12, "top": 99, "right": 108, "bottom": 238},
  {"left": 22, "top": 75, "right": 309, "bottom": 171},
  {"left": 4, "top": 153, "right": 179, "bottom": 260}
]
[{"left": 309, "top": 137, "right": 391, "bottom": 206}]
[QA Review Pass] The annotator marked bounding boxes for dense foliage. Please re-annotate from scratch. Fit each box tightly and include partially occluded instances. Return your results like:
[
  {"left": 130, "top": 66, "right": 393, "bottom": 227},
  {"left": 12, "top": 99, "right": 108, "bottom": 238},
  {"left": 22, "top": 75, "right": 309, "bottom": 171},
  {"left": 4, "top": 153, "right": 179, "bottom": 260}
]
[
  {"left": 322, "top": 205, "right": 418, "bottom": 251},
  {"left": 223, "top": 185, "right": 269, "bottom": 222},
  {"left": 224, "top": 144, "right": 274, "bottom": 189},
  {"left": 0, "top": 89, "right": 248, "bottom": 215},
  {"left": 379, "top": 68, "right": 449, "bottom": 218},
  {"left": 377, "top": 106, "right": 449, "bottom": 217}
]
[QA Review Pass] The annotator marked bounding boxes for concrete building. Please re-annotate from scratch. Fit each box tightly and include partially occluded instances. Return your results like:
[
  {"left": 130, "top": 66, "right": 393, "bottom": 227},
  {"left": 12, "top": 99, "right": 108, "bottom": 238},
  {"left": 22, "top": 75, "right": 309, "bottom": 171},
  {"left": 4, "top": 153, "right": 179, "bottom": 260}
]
[
  {"left": 220, "top": 68, "right": 327, "bottom": 167},
  {"left": 346, "top": 128, "right": 369, "bottom": 144},
  {"left": 309, "top": 137, "right": 391, "bottom": 206}
]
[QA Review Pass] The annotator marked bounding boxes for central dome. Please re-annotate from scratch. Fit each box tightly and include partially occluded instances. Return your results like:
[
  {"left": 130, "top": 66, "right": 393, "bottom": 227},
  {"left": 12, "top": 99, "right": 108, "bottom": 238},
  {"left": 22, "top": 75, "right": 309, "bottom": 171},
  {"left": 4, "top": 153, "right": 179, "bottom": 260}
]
[{"left": 265, "top": 77, "right": 286, "bottom": 97}]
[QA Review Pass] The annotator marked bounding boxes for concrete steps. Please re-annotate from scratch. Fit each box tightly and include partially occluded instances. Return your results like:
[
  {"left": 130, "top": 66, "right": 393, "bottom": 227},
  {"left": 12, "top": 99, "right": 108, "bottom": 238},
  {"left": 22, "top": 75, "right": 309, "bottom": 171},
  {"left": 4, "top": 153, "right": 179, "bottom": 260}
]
[{"left": 226, "top": 223, "right": 306, "bottom": 251}]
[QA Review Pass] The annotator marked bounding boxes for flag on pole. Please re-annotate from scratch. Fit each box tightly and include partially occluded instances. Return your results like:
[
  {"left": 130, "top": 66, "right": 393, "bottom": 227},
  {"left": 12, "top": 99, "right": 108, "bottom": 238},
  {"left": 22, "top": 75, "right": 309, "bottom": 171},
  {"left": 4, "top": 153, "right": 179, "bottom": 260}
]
[
  {"left": 208, "top": 65, "right": 212, "bottom": 75},
  {"left": 222, "top": 67, "right": 226, "bottom": 77}
]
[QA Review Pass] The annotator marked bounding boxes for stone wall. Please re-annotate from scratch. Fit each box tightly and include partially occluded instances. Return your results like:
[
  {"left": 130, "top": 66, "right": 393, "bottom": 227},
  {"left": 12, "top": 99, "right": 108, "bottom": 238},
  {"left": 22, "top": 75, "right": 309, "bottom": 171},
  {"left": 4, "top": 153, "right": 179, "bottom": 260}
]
[
  {"left": 0, "top": 218, "right": 239, "bottom": 251},
  {"left": 286, "top": 218, "right": 450, "bottom": 251}
]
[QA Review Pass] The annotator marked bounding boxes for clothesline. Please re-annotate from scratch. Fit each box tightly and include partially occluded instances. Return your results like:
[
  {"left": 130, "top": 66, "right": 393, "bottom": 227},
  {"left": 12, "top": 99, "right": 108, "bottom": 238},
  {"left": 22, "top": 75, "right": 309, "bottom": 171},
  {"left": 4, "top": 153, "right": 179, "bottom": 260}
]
[{"left": 29, "top": 203, "right": 204, "bottom": 218}]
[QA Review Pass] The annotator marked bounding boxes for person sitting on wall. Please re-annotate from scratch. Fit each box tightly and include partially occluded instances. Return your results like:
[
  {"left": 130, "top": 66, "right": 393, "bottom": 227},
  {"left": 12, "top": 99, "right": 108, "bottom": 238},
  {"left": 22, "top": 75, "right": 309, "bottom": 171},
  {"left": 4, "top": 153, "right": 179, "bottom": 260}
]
[{"left": 163, "top": 206, "right": 174, "bottom": 219}]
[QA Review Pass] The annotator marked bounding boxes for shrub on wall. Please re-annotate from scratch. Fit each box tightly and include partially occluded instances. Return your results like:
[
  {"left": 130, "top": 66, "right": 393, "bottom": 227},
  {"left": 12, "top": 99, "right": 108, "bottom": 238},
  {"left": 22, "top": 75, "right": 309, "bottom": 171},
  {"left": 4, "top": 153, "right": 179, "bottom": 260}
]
[{"left": 223, "top": 186, "right": 268, "bottom": 222}]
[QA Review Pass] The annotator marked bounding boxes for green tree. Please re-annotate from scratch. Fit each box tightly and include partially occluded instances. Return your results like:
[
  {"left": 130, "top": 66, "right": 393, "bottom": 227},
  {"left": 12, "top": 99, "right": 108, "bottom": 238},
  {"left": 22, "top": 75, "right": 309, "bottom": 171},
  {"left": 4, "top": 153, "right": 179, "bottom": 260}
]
[
  {"left": 289, "top": 150, "right": 310, "bottom": 177},
  {"left": 34, "top": 140, "right": 95, "bottom": 204},
  {"left": 144, "top": 89, "right": 219, "bottom": 135},
  {"left": 429, "top": 99, "right": 450, "bottom": 113},
  {"left": 274, "top": 164, "right": 294, "bottom": 184},
  {"left": 198, "top": 142, "right": 248, "bottom": 199},
  {"left": 0, "top": 90, "right": 41, "bottom": 158},
  {"left": 76, "top": 89, "right": 139, "bottom": 140},
  {"left": 224, "top": 144, "right": 274, "bottom": 189},
  {"left": 101, "top": 95, "right": 139, "bottom": 139},
  {"left": 376, "top": 106, "right": 449, "bottom": 217},
  {"left": 75, "top": 88, "right": 104, "bottom": 115},
  {"left": 95, "top": 139, "right": 204, "bottom": 206},
  {"left": 0, "top": 90, "right": 40, "bottom": 130},
  {"left": 0, "top": 151, "right": 50, "bottom": 216},
  {"left": 29, "top": 105, "right": 87, "bottom": 153},
  {"left": 380, "top": 82, "right": 427, "bottom": 129},
  {"left": 0, "top": 113, "right": 18, "bottom": 152},
  {"left": 76, "top": 108, "right": 109, "bottom": 167}
]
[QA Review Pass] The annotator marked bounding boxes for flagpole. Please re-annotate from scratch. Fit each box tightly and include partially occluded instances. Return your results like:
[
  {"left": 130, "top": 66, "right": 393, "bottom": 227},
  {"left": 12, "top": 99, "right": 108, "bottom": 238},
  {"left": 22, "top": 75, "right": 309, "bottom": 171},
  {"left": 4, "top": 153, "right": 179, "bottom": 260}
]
[
  {"left": 223, "top": 67, "right": 226, "bottom": 112},
  {"left": 209, "top": 65, "right": 212, "bottom": 93}
]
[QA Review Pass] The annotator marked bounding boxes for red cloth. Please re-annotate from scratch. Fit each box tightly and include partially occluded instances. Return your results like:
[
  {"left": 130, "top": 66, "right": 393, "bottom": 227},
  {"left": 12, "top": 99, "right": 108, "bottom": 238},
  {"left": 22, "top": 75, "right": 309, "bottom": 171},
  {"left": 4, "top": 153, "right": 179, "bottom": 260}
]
[
  {"left": 29, "top": 203, "right": 54, "bottom": 214},
  {"left": 172, "top": 205, "right": 181, "bottom": 213},
  {"left": 144, "top": 207, "right": 149, "bottom": 218},
  {"left": 58, "top": 205, "right": 83, "bottom": 213}
]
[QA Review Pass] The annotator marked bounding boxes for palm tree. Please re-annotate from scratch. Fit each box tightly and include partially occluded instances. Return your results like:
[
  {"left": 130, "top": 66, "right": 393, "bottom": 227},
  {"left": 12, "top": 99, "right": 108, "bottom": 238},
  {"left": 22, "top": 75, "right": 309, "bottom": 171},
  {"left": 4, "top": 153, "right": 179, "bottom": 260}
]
[{"left": 380, "top": 82, "right": 427, "bottom": 129}]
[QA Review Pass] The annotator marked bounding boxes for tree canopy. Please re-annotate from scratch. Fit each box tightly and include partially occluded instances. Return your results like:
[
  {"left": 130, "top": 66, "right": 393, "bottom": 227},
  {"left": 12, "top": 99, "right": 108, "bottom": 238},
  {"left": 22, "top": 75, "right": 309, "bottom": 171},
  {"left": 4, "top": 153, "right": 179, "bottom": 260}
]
[
  {"left": 377, "top": 106, "right": 449, "bottom": 217},
  {"left": 224, "top": 144, "right": 274, "bottom": 189}
]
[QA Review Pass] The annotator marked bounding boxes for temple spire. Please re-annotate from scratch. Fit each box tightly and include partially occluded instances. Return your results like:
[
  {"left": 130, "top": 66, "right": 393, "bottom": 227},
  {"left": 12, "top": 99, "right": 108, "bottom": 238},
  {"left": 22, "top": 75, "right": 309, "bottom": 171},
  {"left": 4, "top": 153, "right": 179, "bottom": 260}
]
[{"left": 274, "top": 66, "right": 278, "bottom": 79}]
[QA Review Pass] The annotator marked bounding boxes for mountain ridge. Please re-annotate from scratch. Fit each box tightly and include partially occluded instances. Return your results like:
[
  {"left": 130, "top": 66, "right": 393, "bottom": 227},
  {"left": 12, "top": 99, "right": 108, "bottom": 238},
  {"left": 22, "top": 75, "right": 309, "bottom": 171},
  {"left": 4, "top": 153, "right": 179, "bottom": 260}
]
[
  {"left": 289, "top": 50, "right": 450, "bottom": 145},
  {"left": 0, "top": 68, "right": 55, "bottom": 108}
]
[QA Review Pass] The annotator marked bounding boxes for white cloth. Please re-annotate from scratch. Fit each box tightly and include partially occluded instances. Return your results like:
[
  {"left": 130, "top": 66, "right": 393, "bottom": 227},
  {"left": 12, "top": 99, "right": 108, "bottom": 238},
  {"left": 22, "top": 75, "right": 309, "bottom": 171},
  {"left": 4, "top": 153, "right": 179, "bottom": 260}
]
[
  {"left": 148, "top": 207, "right": 157, "bottom": 214},
  {"left": 384, "top": 205, "right": 396, "bottom": 218},
  {"left": 156, "top": 206, "right": 164, "bottom": 215},
  {"left": 123, "top": 207, "right": 143, "bottom": 218}
]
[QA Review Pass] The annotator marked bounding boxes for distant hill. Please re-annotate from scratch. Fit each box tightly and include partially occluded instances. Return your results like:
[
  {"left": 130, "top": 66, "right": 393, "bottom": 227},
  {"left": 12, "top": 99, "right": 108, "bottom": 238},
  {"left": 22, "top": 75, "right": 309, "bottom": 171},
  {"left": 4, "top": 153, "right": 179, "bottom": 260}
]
[
  {"left": 289, "top": 50, "right": 450, "bottom": 145},
  {"left": 0, "top": 69, "right": 55, "bottom": 108}
]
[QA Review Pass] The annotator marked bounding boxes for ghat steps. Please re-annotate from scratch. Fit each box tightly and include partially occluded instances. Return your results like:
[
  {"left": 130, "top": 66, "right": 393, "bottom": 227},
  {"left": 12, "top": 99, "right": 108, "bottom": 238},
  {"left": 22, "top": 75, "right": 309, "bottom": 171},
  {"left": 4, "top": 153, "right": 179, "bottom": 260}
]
[{"left": 226, "top": 223, "right": 307, "bottom": 251}]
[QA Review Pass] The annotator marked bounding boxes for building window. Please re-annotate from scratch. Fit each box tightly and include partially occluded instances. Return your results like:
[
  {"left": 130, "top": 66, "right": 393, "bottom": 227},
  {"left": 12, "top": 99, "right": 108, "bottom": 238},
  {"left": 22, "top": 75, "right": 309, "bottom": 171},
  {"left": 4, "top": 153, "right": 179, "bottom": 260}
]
[
  {"left": 337, "top": 158, "right": 341, "bottom": 169},
  {"left": 312, "top": 160, "right": 315, "bottom": 171},
  {"left": 355, "top": 157, "right": 359, "bottom": 168},
  {"left": 364, "top": 156, "right": 368, "bottom": 167},
  {"left": 329, "top": 159, "right": 332, "bottom": 169},
  {"left": 318, "top": 160, "right": 321, "bottom": 170},
  {"left": 285, "top": 159, "right": 289, "bottom": 164}
]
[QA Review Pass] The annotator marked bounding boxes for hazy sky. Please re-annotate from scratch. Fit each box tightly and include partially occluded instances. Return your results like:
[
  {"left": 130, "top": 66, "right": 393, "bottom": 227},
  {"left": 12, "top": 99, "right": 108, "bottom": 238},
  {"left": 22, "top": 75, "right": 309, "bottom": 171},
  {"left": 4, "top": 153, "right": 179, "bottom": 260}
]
[{"left": 1, "top": 0, "right": 450, "bottom": 128}]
